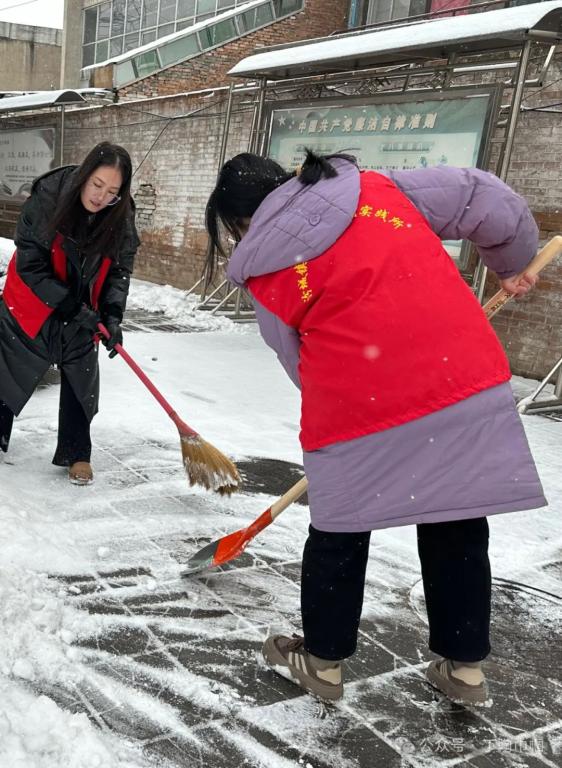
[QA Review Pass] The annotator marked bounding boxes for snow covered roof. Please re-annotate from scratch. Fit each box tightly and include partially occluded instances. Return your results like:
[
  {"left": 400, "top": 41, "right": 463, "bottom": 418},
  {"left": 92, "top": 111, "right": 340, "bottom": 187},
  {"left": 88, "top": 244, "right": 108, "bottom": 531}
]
[
  {"left": 229, "top": 0, "right": 562, "bottom": 80},
  {"left": 0, "top": 90, "right": 86, "bottom": 113}
]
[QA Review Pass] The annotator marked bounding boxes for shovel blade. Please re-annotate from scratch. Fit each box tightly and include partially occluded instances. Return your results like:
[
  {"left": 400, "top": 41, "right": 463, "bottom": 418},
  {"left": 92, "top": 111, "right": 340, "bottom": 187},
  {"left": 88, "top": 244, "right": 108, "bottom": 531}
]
[{"left": 181, "top": 528, "right": 249, "bottom": 576}]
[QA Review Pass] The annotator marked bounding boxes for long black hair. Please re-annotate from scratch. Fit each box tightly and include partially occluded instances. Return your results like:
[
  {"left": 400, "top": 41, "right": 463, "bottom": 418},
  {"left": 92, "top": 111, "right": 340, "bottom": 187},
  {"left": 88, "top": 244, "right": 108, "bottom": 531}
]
[
  {"left": 205, "top": 149, "right": 355, "bottom": 279},
  {"left": 52, "top": 142, "right": 133, "bottom": 260}
]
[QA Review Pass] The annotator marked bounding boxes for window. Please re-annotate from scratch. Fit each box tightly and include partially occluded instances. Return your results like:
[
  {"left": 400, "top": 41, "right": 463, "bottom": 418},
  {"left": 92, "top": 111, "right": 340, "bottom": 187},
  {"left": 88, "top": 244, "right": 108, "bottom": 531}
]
[
  {"left": 366, "top": 0, "right": 422, "bottom": 23},
  {"left": 124, "top": 31, "right": 140, "bottom": 50},
  {"left": 82, "top": 43, "right": 95, "bottom": 67},
  {"left": 127, "top": 0, "right": 142, "bottom": 31},
  {"left": 157, "top": 22, "right": 175, "bottom": 36},
  {"left": 135, "top": 49, "right": 160, "bottom": 77},
  {"left": 95, "top": 39, "right": 109, "bottom": 62},
  {"left": 178, "top": 0, "right": 196, "bottom": 16},
  {"left": 159, "top": 0, "right": 177, "bottom": 23},
  {"left": 111, "top": 0, "right": 126, "bottom": 35},
  {"left": 115, "top": 59, "right": 136, "bottom": 86},
  {"left": 273, "top": 0, "right": 301, "bottom": 15},
  {"left": 197, "top": 0, "right": 216, "bottom": 14},
  {"left": 83, "top": 0, "right": 298, "bottom": 86},
  {"left": 159, "top": 33, "right": 200, "bottom": 65},
  {"left": 199, "top": 17, "right": 236, "bottom": 47},
  {"left": 255, "top": 3, "right": 274, "bottom": 25},
  {"left": 142, "top": 0, "right": 158, "bottom": 28},
  {"left": 83, "top": 7, "right": 97, "bottom": 44},
  {"left": 142, "top": 29, "right": 158, "bottom": 44},
  {"left": 110, "top": 36, "right": 124, "bottom": 56},
  {"left": 97, "top": 2, "right": 111, "bottom": 39},
  {"left": 237, "top": 8, "right": 257, "bottom": 32}
]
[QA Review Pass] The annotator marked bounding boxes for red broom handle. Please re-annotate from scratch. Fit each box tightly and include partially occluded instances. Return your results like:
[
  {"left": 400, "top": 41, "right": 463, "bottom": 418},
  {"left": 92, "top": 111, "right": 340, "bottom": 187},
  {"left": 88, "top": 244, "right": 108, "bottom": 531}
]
[{"left": 97, "top": 322, "right": 198, "bottom": 438}]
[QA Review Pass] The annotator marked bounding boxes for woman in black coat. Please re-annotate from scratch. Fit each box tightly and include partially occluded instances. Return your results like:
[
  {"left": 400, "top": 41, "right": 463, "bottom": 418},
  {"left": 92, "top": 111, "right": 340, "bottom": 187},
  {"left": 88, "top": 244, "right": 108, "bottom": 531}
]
[{"left": 0, "top": 142, "right": 140, "bottom": 484}]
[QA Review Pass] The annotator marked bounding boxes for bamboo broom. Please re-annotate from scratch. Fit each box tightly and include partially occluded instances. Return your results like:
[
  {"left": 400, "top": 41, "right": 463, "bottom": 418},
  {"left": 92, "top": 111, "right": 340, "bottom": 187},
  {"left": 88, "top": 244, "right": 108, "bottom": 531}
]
[{"left": 97, "top": 322, "right": 240, "bottom": 495}]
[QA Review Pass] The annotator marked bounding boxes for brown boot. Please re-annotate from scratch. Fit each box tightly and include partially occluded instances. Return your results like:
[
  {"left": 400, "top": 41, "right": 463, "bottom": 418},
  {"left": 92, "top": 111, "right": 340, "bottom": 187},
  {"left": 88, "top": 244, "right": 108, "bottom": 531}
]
[
  {"left": 426, "top": 658, "right": 490, "bottom": 707},
  {"left": 69, "top": 461, "right": 94, "bottom": 486},
  {"left": 262, "top": 634, "right": 343, "bottom": 701}
]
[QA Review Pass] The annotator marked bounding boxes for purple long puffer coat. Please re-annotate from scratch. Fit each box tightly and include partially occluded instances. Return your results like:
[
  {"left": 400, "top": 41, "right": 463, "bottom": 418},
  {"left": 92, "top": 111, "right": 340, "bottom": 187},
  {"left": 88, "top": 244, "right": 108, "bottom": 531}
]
[{"left": 228, "top": 160, "right": 547, "bottom": 532}]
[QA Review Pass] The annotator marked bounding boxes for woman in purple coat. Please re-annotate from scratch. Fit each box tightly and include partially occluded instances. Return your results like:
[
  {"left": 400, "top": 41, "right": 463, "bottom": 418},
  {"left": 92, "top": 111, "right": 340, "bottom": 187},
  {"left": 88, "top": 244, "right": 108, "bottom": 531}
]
[{"left": 205, "top": 151, "right": 546, "bottom": 706}]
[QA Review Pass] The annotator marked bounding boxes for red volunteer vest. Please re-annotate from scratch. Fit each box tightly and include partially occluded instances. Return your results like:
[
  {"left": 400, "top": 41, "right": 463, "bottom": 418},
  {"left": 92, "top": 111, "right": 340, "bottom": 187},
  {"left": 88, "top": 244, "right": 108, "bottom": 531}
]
[
  {"left": 248, "top": 172, "right": 511, "bottom": 451},
  {"left": 2, "top": 233, "right": 112, "bottom": 339}
]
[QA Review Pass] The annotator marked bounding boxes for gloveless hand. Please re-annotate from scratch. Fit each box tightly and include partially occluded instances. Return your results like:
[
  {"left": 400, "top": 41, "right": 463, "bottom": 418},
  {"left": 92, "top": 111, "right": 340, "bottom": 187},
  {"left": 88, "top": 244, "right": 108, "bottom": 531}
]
[{"left": 499, "top": 272, "right": 538, "bottom": 298}]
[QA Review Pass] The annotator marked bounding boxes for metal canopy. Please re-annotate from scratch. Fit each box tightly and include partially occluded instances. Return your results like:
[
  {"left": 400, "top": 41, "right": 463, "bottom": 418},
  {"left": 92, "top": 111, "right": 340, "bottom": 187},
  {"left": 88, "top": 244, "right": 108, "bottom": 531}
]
[
  {"left": 229, "top": 0, "right": 562, "bottom": 79},
  {"left": 0, "top": 90, "right": 86, "bottom": 114}
]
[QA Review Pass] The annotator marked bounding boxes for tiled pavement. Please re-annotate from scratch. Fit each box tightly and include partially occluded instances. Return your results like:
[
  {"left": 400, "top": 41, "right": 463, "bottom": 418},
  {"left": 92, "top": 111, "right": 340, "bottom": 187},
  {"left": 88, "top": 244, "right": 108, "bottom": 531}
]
[{"left": 24, "top": 309, "right": 562, "bottom": 768}]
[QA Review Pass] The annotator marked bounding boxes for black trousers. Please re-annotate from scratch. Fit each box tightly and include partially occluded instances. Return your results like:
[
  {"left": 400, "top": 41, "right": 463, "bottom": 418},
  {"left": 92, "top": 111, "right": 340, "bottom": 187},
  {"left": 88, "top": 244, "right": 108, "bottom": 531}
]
[
  {"left": 0, "top": 370, "right": 91, "bottom": 465},
  {"left": 301, "top": 517, "right": 491, "bottom": 663}
]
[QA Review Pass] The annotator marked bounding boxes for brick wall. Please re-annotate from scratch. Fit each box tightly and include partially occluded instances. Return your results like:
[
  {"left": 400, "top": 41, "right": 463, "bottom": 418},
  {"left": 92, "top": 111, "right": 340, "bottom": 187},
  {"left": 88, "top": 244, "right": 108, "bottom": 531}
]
[
  {"left": 487, "top": 57, "right": 562, "bottom": 379},
  {"left": 58, "top": 90, "right": 254, "bottom": 289},
  {"left": 118, "top": 0, "right": 349, "bottom": 100}
]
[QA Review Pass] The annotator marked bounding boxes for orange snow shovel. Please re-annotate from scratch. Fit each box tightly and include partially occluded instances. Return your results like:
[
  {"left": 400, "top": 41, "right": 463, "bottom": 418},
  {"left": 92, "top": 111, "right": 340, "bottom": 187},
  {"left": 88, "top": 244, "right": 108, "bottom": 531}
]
[
  {"left": 182, "top": 235, "right": 562, "bottom": 574},
  {"left": 97, "top": 322, "right": 240, "bottom": 495},
  {"left": 181, "top": 476, "right": 308, "bottom": 575}
]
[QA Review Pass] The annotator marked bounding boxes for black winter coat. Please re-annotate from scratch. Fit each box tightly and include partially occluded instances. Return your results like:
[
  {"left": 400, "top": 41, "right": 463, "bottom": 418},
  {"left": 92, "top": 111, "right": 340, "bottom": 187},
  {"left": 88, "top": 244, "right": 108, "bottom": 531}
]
[{"left": 0, "top": 165, "right": 140, "bottom": 418}]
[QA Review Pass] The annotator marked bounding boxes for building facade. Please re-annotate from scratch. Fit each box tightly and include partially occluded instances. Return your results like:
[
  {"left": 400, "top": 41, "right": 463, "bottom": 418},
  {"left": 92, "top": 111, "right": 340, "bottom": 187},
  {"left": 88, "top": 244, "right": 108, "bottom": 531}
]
[
  {"left": 0, "top": 23, "right": 62, "bottom": 92},
  {"left": 2, "top": 1, "right": 561, "bottom": 380}
]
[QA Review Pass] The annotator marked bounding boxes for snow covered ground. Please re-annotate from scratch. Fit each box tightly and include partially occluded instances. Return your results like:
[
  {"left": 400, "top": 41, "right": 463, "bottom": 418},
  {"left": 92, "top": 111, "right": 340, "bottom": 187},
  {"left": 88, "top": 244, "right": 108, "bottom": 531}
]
[{"left": 0, "top": 236, "right": 561, "bottom": 766}]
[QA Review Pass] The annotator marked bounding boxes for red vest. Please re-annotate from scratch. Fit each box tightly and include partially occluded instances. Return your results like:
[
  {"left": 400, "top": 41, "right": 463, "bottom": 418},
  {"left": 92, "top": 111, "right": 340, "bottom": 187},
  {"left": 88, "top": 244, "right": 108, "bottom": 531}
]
[
  {"left": 248, "top": 172, "right": 511, "bottom": 451},
  {"left": 2, "top": 233, "right": 112, "bottom": 339}
]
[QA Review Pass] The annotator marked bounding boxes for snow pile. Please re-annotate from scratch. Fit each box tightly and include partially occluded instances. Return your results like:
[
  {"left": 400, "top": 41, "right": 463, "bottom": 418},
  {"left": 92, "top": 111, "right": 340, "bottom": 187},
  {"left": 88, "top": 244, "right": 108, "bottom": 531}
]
[
  {"left": 128, "top": 277, "right": 255, "bottom": 334},
  {"left": 0, "top": 679, "right": 113, "bottom": 768},
  {"left": 0, "top": 570, "right": 147, "bottom": 768}
]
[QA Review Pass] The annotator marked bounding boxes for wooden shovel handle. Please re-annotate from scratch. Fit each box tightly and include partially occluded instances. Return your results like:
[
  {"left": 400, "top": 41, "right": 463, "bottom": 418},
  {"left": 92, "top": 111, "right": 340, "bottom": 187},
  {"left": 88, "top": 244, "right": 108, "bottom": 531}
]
[
  {"left": 270, "top": 476, "right": 308, "bottom": 522},
  {"left": 482, "top": 235, "right": 562, "bottom": 319}
]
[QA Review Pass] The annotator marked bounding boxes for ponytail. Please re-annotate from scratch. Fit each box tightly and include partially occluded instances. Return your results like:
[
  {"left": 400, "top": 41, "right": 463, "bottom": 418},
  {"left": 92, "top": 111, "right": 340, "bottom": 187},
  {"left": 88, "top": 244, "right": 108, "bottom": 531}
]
[{"left": 298, "top": 149, "right": 358, "bottom": 186}]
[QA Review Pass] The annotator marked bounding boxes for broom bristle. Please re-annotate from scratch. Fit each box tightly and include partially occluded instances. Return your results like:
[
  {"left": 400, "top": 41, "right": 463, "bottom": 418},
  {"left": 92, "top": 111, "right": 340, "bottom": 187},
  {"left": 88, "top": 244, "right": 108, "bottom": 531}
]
[{"left": 180, "top": 435, "right": 241, "bottom": 495}]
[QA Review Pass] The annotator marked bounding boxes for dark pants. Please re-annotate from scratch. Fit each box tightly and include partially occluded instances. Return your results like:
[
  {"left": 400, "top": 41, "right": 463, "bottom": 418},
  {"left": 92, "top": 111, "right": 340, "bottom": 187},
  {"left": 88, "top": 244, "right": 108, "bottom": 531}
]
[
  {"left": 301, "top": 517, "right": 491, "bottom": 663},
  {"left": 0, "top": 370, "right": 91, "bottom": 465}
]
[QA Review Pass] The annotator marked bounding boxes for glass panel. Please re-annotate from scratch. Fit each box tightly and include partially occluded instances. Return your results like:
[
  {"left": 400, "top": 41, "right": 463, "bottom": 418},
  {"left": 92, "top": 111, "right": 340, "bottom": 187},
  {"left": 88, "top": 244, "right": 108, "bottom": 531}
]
[
  {"left": 124, "top": 31, "right": 140, "bottom": 50},
  {"left": 97, "top": 2, "right": 111, "bottom": 39},
  {"left": 82, "top": 43, "right": 95, "bottom": 67},
  {"left": 256, "top": 3, "right": 274, "bottom": 25},
  {"left": 176, "top": 17, "right": 194, "bottom": 29},
  {"left": 159, "top": 33, "right": 200, "bottom": 65},
  {"left": 199, "top": 17, "right": 235, "bottom": 47},
  {"left": 197, "top": 12, "right": 213, "bottom": 22},
  {"left": 111, "top": 0, "right": 126, "bottom": 35},
  {"left": 197, "top": 0, "right": 216, "bottom": 13},
  {"left": 178, "top": 0, "right": 196, "bottom": 16},
  {"left": 83, "top": 7, "right": 97, "bottom": 44},
  {"left": 116, "top": 59, "right": 136, "bottom": 86},
  {"left": 95, "top": 39, "right": 109, "bottom": 62},
  {"left": 142, "top": 0, "right": 158, "bottom": 27},
  {"left": 159, "top": 0, "right": 177, "bottom": 23},
  {"left": 236, "top": 8, "right": 255, "bottom": 32},
  {"left": 409, "top": 0, "right": 426, "bottom": 14},
  {"left": 127, "top": 0, "right": 142, "bottom": 31},
  {"left": 157, "top": 22, "right": 175, "bottom": 37},
  {"left": 142, "top": 28, "right": 158, "bottom": 43},
  {"left": 217, "top": 0, "right": 234, "bottom": 7},
  {"left": 392, "top": 0, "right": 410, "bottom": 19},
  {"left": 135, "top": 49, "right": 160, "bottom": 77},
  {"left": 110, "top": 36, "right": 124, "bottom": 56},
  {"left": 273, "top": 0, "right": 301, "bottom": 15},
  {"left": 367, "top": 0, "right": 392, "bottom": 23}
]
